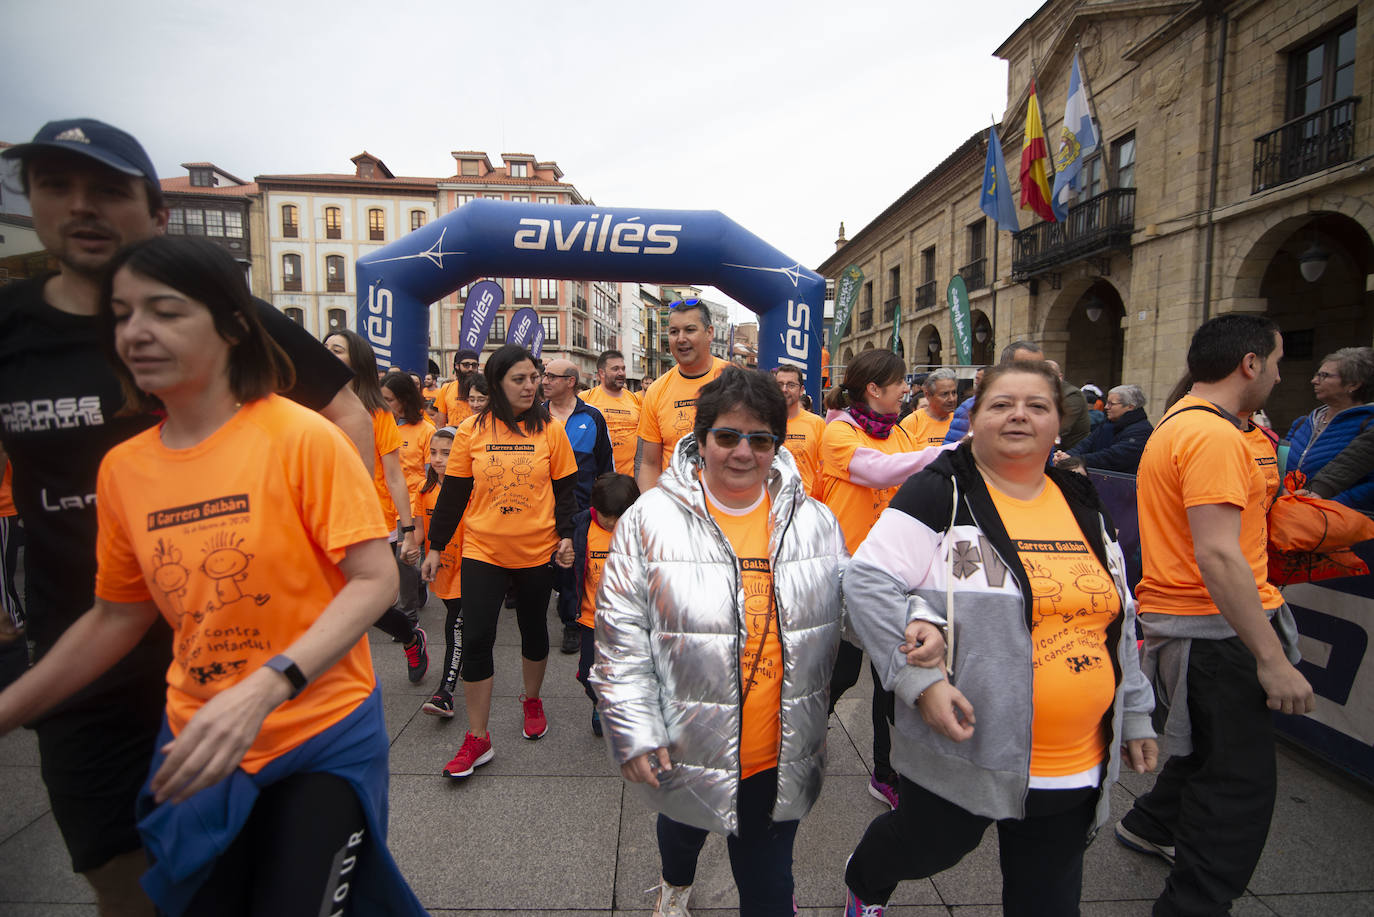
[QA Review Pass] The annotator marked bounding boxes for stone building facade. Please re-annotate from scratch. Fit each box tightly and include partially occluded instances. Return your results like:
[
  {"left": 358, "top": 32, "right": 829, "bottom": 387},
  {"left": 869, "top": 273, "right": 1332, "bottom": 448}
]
[{"left": 822, "top": 0, "right": 1373, "bottom": 430}]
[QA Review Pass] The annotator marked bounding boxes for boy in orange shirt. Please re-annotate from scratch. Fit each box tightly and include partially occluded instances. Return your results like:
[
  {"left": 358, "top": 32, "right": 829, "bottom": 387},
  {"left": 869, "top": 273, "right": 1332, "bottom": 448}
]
[
  {"left": 414, "top": 428, "right": 464, "bottom": 717},
  {"left": 565, "top": 473, "right": 640, "bottom": 735}
]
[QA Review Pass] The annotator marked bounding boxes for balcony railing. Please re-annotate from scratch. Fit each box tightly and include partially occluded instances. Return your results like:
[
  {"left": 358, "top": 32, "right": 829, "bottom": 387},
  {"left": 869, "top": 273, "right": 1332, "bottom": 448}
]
[
  {"left": 1011, "top": 188, "right": 1136, "bottom": 281},
  {"left": 1253, "top": 97, "right": 1359, "bottom": 193},
  {"left": 960, "top": 257, "right": 986, "bottom": 292},
  {"left": 858, "top": 308, "right": 873, "bottom": 330},
  {"left": 914, "top": 281, "right": 936, "bottom": 310},
  {"left": 882, "top": 296, "right": 901, "bottom": 322}
]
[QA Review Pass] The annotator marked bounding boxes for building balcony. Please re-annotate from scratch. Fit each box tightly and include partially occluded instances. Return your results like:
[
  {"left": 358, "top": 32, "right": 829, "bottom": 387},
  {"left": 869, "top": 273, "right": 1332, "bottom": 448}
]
[
  {"left": 858, "top": 308, "right": 873, "bottom": 330},
  {"left": 1253, "top": 97, "right": 1360, "bottom": 193},
  {"left": 882, "top": 296, "right": 900, "bottom": 322},
  {"left": 1011, "top": 188, "right": 1136, "bottom": 281},
  {"left": 283, "top": 223, "right": 298, "bottom": 238},
  {"left": 960, "top": 258, "right": 986, "bottom": 292},
  {"left": 914, "top": 281, "right": 936, "bottom": 310}
]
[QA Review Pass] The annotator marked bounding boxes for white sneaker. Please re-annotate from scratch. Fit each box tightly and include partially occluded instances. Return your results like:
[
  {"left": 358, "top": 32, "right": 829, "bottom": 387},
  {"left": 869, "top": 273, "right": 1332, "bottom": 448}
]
[{"left": 649, "top": 878, "right": 692, "bottom": 917}]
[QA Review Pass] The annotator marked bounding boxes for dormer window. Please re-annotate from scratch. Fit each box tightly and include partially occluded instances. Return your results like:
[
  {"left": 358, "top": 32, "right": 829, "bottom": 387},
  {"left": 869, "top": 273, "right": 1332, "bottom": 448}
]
[
  {"left": 509, "top": 162, "right": 528, "bottom": 178},
  {"left": 189, "top": 167, "right": 214, "bottom": 187}
]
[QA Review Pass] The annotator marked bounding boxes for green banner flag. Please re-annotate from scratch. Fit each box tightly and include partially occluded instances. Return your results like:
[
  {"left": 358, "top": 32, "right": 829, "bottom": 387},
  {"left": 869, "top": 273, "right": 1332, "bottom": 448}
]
[
  {"left": 890, "top": 294, "right": 902, "bottom": 354},
  {"left": 947, "top": 275, "right": 973, "bottom": 365},
  {"left": 830, "top": 265, "right": 863, "bottom": 346}
]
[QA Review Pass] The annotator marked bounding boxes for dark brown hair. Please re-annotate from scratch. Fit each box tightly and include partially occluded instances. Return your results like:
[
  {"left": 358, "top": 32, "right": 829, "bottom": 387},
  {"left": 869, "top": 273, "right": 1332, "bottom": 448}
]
[
  {"left": 825, "top": 349, "right": 905, "bottom": 411},
  {"left": 100, "top": 236, "right": 293, "bottom": 415}
]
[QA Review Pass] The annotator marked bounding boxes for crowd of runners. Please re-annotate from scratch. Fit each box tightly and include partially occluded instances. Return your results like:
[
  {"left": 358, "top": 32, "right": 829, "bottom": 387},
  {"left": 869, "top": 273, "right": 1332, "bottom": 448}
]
[{"left": 1, "top": 116, "right": 1369, "bottom": 917}]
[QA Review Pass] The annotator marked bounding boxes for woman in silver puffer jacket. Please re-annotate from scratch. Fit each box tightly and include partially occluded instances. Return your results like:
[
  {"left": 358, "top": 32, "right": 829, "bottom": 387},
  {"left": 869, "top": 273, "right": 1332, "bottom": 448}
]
[{"left": 591, "top": 368, "right": 847, "bottom": 917}]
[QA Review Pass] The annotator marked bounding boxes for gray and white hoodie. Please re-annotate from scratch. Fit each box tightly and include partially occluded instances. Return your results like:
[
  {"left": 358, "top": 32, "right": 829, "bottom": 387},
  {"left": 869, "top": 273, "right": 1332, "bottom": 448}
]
[{"left": 845, "top": 443, "right": 1154, "bottom": 836}]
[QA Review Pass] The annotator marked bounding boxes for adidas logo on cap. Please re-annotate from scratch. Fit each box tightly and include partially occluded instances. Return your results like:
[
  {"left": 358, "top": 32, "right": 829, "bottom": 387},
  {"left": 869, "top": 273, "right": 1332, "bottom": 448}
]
[{"left": 53, "top": 127, "right": 91, "bottom": 144}]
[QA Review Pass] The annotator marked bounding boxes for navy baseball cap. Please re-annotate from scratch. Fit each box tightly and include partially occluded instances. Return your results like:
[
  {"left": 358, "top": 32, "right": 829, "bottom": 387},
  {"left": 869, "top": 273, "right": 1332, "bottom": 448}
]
[{"left": 2, "top": 118, "right": 159, "bottom": 182}]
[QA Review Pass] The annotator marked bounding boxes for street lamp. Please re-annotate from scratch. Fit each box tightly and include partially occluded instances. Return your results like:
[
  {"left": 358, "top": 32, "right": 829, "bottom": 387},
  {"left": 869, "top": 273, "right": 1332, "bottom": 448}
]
[{"left": 1298, "top": 240, "right": 1330, "bottom": 283}]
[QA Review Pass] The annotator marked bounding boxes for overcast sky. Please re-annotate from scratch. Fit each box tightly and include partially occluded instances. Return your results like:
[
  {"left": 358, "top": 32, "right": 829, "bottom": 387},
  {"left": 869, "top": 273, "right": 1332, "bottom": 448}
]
[{"left": 4, "top": 0, "right": 1038, "bottom": 319}]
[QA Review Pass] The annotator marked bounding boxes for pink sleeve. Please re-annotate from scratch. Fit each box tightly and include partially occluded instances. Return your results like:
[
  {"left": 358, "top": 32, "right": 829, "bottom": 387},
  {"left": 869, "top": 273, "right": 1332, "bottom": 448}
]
[{"left": 847, "top": 442, "right": 958, "bottom": 489}]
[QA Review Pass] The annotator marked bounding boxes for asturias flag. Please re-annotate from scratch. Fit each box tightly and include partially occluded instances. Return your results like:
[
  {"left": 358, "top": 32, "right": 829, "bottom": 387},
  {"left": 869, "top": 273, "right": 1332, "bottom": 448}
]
[
  {"left": 980, "top": 122, "right": 1019, "bottom": 232},
  {"left": 1019, "top": 79, "right": 1057, "bottom": 223},
  {"left": 1051, "top": 51, "right": 1100, "bottom": 221}
]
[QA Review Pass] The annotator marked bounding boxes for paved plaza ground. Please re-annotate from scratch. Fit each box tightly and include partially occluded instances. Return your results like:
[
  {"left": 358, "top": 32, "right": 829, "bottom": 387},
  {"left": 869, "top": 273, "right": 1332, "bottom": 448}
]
[{"left": 2, "top": 595, "right": 1372, "bottom": 915}]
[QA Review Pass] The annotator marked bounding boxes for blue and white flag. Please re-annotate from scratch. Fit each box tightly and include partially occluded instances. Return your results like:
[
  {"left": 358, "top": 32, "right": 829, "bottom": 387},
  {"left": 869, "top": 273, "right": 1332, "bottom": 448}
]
[
  {"left": 1051, "top": 51, "right": 1099, "bottom": 221},
  {"left": 979, "top": 122, "right": 1019, "bottom": 232}
]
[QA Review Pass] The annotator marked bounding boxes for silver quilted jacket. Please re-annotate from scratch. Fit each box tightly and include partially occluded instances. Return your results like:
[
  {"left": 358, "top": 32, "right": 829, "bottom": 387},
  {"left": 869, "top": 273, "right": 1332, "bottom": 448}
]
[{"left": 590, "top": 434, "right": 847, "bottom": 835}]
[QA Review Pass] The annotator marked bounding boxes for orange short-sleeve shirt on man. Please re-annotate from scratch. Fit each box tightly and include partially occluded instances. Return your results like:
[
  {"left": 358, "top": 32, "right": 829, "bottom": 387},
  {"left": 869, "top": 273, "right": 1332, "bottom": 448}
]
[
  {"left": 704, "top": 486, "right": 781, "bottom": 779},
  {"left": 582, "top": 385, "right": 642, "bottom": 475},
  {"left": 1135, "top": 394, "right": 1284, "bottom": 615},
  {"left": 369, "top": 408, "right": 403, "bottom": 528},
  {"left": 898, "top": 409, "right": 954, "bottom": 448},
  {"left": 93, "top": 395, "right": 388, "bottom": 773},
  {"left": 395, "top": 417, "right": 436, "bottom": 496},
  {"left": 446, "top": 414, "right": 578, "bottom": 569},
  {"left": 577, "top": 516, "right": 615, "bottom": 629},
  {"left": 820, "top": 420, "right": 917, "bottom": 554},
  {"left": 413, "top": 486, "right": 461, "bottom": 600},
  {"left": 433, "top": 380, "right": 473, "bottom": 428},
  {"left": 784, "top": 410, "right": 826, "bottom": 497},
  {"left": 637, "top": 357, "right": 730, "bottom": 465},
  {"left": 988, "top": 479, "right": 1121, "bottom": 778}
]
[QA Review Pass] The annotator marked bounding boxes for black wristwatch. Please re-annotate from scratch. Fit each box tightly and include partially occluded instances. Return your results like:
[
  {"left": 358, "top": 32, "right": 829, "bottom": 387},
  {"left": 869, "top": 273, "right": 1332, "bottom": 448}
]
[
  {"left": 400, "top": 525, "right": 416, "bottom": 533},
  {"left": 263, "top": 654, "right": 307, "bottom": 699}
]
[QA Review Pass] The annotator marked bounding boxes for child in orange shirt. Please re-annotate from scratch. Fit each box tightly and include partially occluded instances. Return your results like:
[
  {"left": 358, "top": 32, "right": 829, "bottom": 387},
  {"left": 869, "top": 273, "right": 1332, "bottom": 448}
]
[
  {"left": 565, "top": 473, "right": 639, "bottom": 736},
  {"left": 415, "top": 428, "right": 463, "bottom": 717}
]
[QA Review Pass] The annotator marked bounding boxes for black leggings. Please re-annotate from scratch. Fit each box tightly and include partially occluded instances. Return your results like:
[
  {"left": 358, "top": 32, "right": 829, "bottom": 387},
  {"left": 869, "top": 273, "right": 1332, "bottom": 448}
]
[
  {"left": 829, "top": 639, "right": 896, "bottom": 783},
  {"left": 439, "top": 597, "right": 464, "bottom": 695},
  {"left": 459, "top": 558, "right": 554, "bottom": 682},
  {"left": 372, "top": 607, "right": 416, "bottom": 644},
  {"left": 184, "top": 771, "right": 367, "bottom": 916}
]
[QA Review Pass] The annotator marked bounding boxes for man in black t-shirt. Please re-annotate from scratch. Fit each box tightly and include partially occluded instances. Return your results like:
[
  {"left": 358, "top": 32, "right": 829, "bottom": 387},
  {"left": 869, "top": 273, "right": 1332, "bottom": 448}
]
[{"left": 0, "top": 118, "right": 373, "bottom": 916}]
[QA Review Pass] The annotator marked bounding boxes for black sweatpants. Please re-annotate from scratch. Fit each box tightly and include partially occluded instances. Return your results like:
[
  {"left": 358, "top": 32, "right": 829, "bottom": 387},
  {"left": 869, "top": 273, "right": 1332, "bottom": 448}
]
[
  {"left": 184, "top": 771, "right": 367, "bottom": 916},
  {"left": 1126, "top": 635, "right": 1278, "bottom": 917},
  {"left": 845, "top": 777, "right": 1097, "bottom": 915},
  {"left": 829, "top": 638, "right": 896, "bottom": 783},
  {"left": 459, "top": 558, "right": 553, "bottom": 682},
  {"left": 656, "top": 768, "right": 800, "bottom": 917}
]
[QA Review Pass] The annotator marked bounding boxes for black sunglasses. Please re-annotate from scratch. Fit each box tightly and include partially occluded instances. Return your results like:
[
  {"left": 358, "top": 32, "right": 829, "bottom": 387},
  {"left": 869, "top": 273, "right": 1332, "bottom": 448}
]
[{"left": 707, "top": 427, "right": 778, "bottom": 452}]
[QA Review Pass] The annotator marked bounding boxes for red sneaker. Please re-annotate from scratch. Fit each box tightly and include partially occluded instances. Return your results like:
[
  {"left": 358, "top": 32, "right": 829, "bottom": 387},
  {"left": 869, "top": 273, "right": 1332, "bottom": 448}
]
[
  {"left": 521, "top": 694, "right": 548, "bottom": 739},
  {"left": 442, "top": 732, "right": 493, "bottom": 778}
]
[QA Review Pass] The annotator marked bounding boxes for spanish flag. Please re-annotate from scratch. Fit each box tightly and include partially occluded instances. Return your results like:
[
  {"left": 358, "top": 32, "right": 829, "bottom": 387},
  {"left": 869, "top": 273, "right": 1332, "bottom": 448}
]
[{"left": 1019, "top": 79, "right": 1057, "bottom": 222}]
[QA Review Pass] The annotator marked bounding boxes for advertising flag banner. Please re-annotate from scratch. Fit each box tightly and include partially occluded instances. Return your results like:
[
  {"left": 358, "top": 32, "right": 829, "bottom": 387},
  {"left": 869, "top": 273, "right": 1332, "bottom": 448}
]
[
  {"left": 1019, "top": 80, "right": 1057, "bottom": 223},
  {"left": 831, "top": 265, "right": 863, "bottom": 346},
  {"left": 458, "top": 280, "right": 503, "bottom": 352},
  {"left": 890, "top": 295, "right": 902, "bottom": 353},
  {"left": 507, "top": 307, "right": 539, "bottom": 349},
  {"left": 530, "top": 323, "right": 546, "bottom": 359},
  {"left": 947, "top": 275, "right": 973, "bottom": 365},
  {"left": 980, "top": 123, "right": 1020, "bottom": 231},
  {"left": 1051, "top": 51, "right": 1100, "bottom": 221}
]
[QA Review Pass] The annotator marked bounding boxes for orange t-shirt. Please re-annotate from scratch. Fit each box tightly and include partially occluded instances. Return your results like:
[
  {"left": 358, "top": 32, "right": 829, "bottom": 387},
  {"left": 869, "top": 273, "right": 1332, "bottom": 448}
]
[
  {"left": 784, "top": 410, "right": 826, "bottom": 497},
  {"left": 820, "top": 420, "right": 917, "bottom": 554},
  {"left": 433, "top": 380, "right": 474, "bottom": 428},
  {"left": 93, "top": 395, "right": 387, "bottom": 773},
  {"left": 422, "top": 386, "right": 440, "bottom": 406},
  {"left": 582, "top": 385, "right": 642, "bottom": 475},
  {"left": 898, "top": 409, "right": 954, "bottom": 448},
  {"left": 369, "top": 408, "right": 403, "bottom": 528},
  {"left": 1135, "top": 395, "right": 1284, "bottom": 615},
  {"left": 0, "top": 463, "right": 14, "bottom": 517},
  {"left": 413, "top": 485, "right": 461, "bottom": 600},
  {"left": 395, "top": 417, "right": 436, "bottom": 496},
  {"left": 704, "top": 486, "right": 781, "bottom": 779},
  {"left": 577, "top": 516, "right": 615, "bottom": 629},
  {"left": 637, "top": 357, "right": 730, "bottom": 464},
  {"left": 988, "top": 479, "right": 1120, "bottom": 777},
  {"left": 446, "top": 414, "right": 578, "bottom": 569}
]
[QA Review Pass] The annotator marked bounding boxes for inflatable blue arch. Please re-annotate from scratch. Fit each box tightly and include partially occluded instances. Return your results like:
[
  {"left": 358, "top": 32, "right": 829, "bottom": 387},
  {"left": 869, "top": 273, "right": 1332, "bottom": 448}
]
[{"left": 355, "top": 199, "right": 826, "bottom": 403}]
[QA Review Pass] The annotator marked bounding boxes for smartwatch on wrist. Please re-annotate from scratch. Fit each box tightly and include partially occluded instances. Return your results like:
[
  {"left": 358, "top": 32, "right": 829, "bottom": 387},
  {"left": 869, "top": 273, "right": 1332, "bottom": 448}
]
[
  {"left": 400, "top": 525, "right": 416, "bottom": 534},
  {"left": 263, "top": 654, "right": 307, "bottom": 699}
]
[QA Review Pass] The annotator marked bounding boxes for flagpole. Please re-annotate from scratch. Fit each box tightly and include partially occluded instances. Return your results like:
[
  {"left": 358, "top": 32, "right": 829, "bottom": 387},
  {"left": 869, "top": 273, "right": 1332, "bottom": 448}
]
[{"left": 989, "top": 117, "right": 1001, "bottom": 357}]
